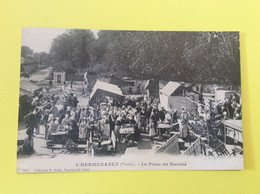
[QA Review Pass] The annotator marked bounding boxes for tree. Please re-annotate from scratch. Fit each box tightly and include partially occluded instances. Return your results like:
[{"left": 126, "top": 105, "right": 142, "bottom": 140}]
[
  {"left": 100, "top": 31, "right": 240, "bottom": 84},
  {"left": 50, "top": 29, "right": 96, "bottom": 70},
  {"left": 21, "top": 46, "right": 33, "bottom": 58},
  {"left": 49, "top": 30, "right": 240, "bottom": 84}
]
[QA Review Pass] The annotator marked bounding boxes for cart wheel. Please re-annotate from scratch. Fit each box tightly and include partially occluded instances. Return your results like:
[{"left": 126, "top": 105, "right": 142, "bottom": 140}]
[{"left": 67, "top": 142, "right": 77, "bottom": 153}]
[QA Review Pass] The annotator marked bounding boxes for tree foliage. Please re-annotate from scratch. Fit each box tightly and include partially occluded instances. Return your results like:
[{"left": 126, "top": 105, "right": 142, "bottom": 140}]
[
  {"left": 49, "top": 30, "right": 240, "bottom": 84},
  {"left": 50, "top": 29, "right": 96, "bottom": 70},
  {"left": 21, "top": 46, "right": 33, "bottom": 58}
]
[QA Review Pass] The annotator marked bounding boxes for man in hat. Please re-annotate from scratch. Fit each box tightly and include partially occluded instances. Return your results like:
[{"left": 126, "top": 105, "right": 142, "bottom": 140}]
[
  {"left": 159, "top": 107, "right": 166, "bottom": 122},
  {"left": 72, "top": 94, "right": 79, "bottom": 108},
  {"left": 151, "top": 107, "right": 160, "bottom": 133}
]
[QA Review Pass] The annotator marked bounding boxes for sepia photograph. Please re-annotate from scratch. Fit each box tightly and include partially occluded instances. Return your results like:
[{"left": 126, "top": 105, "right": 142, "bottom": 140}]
[{"left": 17, "top": 28, "right": 243, "bottom": 172}]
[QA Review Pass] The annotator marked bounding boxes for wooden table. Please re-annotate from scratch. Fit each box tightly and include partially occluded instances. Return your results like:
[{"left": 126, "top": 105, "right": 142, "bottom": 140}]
[
  {"left": 49, "top": 131, "right": 68, "bottom": 144},
  {"left": 157, "top": 123, "right": 173, "bottom": 139},
  {"left": 119, "top": 125, "right": 135, "bottom": 145}
]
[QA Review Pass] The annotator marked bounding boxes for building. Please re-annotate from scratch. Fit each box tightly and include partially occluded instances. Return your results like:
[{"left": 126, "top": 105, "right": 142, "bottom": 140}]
[
  {"left": 53, "top": 67, "right": 66, "bottom": 83},
  {"left": 121, "top": 77, "right": 146, "bottom": 95}
]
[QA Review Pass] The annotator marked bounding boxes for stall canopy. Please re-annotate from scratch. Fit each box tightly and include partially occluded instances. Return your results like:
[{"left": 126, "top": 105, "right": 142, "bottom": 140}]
[
  {"left": 20, "top": 79, "right": 42, "bottom": 96},
  {"left": 160, "top": 81, "right": 181, "bottom": 96},
  {"left": 223, "top": 120, "right": 242, "bottom": 132},
  {"left": 159, "top": 81, "right": 199, "bottom": 113},
  {"left": 89, "top": 80, "right": 125, "bottom": 104}
]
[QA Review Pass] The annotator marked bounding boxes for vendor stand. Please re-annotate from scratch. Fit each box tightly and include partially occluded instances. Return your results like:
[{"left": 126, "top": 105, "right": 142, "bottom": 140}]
[
  {"left": 48, "top": 131, "right": 68, "bottom": 144},
  {"left": 119, "top": 124, "right": 135, "bottom": 145},
  {"left": 223, "top": 119, "right": 243, "bottom": 155},
  {"left": 157, "top": 123, "right": 173, "bottom": 140}
]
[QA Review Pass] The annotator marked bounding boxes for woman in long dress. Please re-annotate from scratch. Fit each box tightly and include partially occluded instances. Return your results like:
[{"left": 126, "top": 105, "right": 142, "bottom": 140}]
[
  {"left": 179, "top": 118, "right": 188, "bottom": 138},
  {"left": 78, "top": 118, "right": 87, "bottom": 142},
  {"left": 114, "top": 116, "right": 122, "bottom": 142},
  {"left": 148, "top": 121, "right": 156, "bottom": 142}
]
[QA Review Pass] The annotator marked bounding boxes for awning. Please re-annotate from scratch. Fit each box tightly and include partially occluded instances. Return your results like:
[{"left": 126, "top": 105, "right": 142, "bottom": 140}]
[
  {"left": 20, "top": 79, "right": 41, "bottom": 96},
  {"left": 160, "top": 81, "right": 181, "bottom": 96},
  {"left": 160, "top": 81, "right": 201, "bottom": 96},
  {"left": 89, "top": 80, "right": 125, "bottom": 104},
  {"left": 223, "top": 119, "right": 242, "bottom": 132}
]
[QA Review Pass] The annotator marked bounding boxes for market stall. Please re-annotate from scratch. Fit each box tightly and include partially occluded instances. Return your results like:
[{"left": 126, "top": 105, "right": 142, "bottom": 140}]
[
  {"left": 89, "top": 80, "right": 125, "bottom": 104},
  {"left": 223, "top": 119, "right": 243, "bottom": 155}
]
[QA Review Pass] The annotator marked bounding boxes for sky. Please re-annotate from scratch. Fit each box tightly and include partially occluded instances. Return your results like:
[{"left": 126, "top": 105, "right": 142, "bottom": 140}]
[{"left": 21, "top": 28, "right": 99, "bottom": 53}]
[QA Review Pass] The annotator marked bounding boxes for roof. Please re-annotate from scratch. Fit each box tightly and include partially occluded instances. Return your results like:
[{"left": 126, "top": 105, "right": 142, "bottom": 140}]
[
  {"left": 53, "top": 66, "right": 65, "bottom": 72},
  {"left": 89, "top": 80, "right": 124, "bottom": 103},
  {"left": 223, "top": 119, "right": 242, "bottom": 132},
  {"left": 20, "top": 80, "right": 41, "bottom": 95},
  {"left": 160, "top": 81, "right": 181, "bottom": 96}
]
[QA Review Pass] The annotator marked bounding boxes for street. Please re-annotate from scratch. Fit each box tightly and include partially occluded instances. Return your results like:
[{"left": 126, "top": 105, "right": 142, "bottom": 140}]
[{"left": 29, "top": 66, "right": 52, "bottom": 81}]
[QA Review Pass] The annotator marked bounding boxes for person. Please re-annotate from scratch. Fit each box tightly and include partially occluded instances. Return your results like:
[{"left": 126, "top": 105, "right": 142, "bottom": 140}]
[
  {"left": 136, "top": 83, "right": 141, "bottom": 94},
  {"left": 45, "top": 114, "right": 53, "bottom": 140},
  {"left": 42, "top": 110, "right": 49, "bottom": 139},
  {"left": 82, "top": 79, "right": 88, "bottom": 95},
  {"left": 62, "top": 81, "right": 66, "bottom": 91},
  {"left": 48, "top": 117, "right": 59, "bottom": 138},
  {"left": 34, "top": 108, "right": 42, "bottom": 135},
  {"left": 114, "top": 116, "right": 122, "bottom": 142},
  {"left": 78, "top": 118, "right": 87, "bottom": 142},
  {"left": 140, "top": 106, "right": 147, "bottom": 133},
  {"left": 70, "top": 79, "right": 73, "bottom": 89},
  {"left": 135, "top": 102, "right": 141, "bottom": 113},
  {"left": 149, "top": 121, "right": 156, "bottom": 143},
  {"left": 179, "top": 117, "right": 188, "bottom": 138},
  {"left": 233, "top": 104, "right": 242, "bottom": 119},
  {"left": 171, "top": 109, "right": 178, "bottom": 124},
  {"left": 108, "top": 111, "right": 116, "bottom": 137},
  {"left": 50, "top": 103, "right": 59, "bottom": 118},
  {"left": 159, "top": 107, "right": 166, "bottom": 122},
  {"left": 25, "top": 110, "right": 36, "bottom": 136},
  {"left": 135, "top": 111, "right": 141, "bottom": 131},
  {"left": 61, "top": 114, "right": 71, "bottom": 126},
  {"left": 49, "top": 80, "right": 53, "bottom": 89},
  {"left": 128, "top": 87, "right": 132, "bottom": 95},
  {"left": 72, "top": 94, "right": 79, "bottom": 108},
  {"left": 59, "top": 105, "right": 67, "bottom": 124},
  {"left": 68, "top": 117, "right": 79, "bottom": 143},
  {"left": 197, "top": 105, "right": 203, "bottom": 117},
  {"left": 181, "top": 107, "right": 189, "bottom": 121},
  {"left": 165, "top": 111, "right": 171, "bottom": 124},
  {"left": 99, "top": 115, "right": 109, "bottom": 136},
  {"left": 151, "top": 107, "right": 159, "bottom": 133},
  {"left": 31, "top": 97, "right": 39, "bottom": 107},
  {"left": 22, "top": 130, "right": 34, "bottom": 154}
]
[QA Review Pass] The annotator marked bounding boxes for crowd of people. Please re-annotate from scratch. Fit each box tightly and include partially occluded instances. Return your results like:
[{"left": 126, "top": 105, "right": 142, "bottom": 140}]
[
  {"left": 183, "top": 93, "right": 242, "bottom": 143},
  {"left": 24, "top": 92, "right": 178, "bottom": 147},
  {"left": 23, "top": 83, "right": 242, "bottom": 155}
]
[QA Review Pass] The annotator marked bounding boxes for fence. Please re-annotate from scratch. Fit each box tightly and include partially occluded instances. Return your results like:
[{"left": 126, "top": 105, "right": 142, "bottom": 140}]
[{"left": 182, "top": 136, "right": 201, "bottom": 156}]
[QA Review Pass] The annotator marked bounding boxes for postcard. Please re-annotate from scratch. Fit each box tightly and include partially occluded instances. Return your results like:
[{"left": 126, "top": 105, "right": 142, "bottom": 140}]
[{"left": 17, "top": 28, "right": 243, "bottom": 173}]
